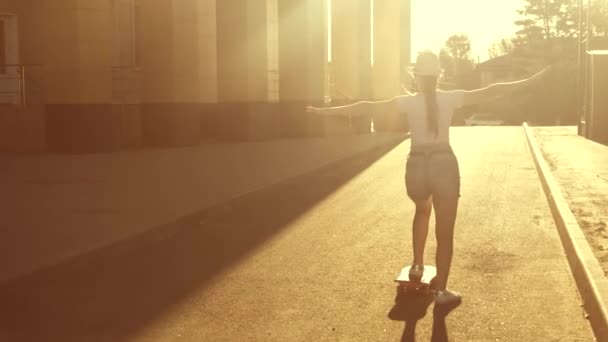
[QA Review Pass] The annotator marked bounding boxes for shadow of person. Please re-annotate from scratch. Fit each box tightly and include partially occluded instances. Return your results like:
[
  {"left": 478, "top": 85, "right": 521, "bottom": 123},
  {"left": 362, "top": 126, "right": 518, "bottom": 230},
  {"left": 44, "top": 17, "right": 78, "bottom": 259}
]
[
  {"left": 387, "top": 290, "right": 434, "bottom": 342},
  {"left": 431, "top": 299, "right": 461, "bottom": 342}
]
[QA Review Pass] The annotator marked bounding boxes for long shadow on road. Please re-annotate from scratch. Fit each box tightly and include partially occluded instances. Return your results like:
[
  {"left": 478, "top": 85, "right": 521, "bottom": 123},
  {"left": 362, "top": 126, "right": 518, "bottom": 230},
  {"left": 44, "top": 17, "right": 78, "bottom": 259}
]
[
  {"left": 0, "top": 136, "right": 406, "bottom": 342},
  {"left": 388, "top": 292, "right": 457, "bottom": 342},
  {"left": 388, "top": 294, "right": 434, "bottom": 341}
]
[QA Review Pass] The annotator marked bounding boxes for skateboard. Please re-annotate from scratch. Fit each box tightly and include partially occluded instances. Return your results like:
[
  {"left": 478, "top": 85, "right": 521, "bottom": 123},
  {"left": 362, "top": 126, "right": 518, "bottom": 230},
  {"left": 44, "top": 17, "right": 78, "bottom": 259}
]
[{"left": 395, "top": 265, "right": 437, "bottom": 296}]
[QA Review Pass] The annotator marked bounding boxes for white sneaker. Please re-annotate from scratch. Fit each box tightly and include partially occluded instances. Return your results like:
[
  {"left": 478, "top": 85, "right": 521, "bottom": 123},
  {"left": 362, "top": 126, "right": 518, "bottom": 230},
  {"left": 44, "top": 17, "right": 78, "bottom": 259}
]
[{"left": 434, "top": 289, "right": 462, "bottom": 306}]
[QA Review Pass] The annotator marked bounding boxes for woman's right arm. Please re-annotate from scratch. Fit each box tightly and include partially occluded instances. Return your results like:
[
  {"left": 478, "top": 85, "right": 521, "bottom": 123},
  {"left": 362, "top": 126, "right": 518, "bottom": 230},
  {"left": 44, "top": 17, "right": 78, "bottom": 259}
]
[
  {"left": 462, "top": 66, "right": 552, "bottom": 106},
  {"left": 306, "top": 96, "right": 405, "bottom": 117}
]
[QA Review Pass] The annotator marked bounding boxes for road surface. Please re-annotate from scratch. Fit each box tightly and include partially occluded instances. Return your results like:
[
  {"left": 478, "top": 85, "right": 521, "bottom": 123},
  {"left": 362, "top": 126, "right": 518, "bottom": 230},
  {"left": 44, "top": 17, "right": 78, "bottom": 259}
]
[{"left": 0, "top": 127, "right": 595, "bottom": 341}]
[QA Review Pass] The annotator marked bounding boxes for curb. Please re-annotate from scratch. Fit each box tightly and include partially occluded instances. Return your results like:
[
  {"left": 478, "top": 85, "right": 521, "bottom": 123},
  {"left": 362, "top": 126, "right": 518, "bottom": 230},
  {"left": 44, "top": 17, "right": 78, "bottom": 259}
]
[{"left": 523, "top": 123, "right": 608, "bottom": 342}]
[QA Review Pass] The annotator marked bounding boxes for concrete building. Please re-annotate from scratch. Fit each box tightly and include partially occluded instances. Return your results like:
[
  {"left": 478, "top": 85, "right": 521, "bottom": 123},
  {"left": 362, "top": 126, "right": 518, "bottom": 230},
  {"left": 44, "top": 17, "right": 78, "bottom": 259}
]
[{"left": 0, "top": 0, "right": 411, "bottom": 154}]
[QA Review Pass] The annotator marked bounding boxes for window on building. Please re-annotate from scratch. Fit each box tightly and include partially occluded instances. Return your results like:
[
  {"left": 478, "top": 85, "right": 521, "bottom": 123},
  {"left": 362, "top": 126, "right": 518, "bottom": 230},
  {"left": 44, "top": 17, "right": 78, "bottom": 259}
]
[
  {"left": 0, "top": 20, "right": 6, "bottom": 74},
  {"left": 133, "top": 0, "right": 140, "bottom": 67},
  {"left": 112, "top": 0, "right": 137, "bottom": 67}
]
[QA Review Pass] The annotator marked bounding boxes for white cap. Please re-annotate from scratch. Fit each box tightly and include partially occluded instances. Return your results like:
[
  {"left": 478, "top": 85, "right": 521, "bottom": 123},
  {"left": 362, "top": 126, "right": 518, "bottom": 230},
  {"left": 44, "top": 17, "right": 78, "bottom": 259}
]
[{"left": 412, "top": 50, "right": 442, "bottom": 76}]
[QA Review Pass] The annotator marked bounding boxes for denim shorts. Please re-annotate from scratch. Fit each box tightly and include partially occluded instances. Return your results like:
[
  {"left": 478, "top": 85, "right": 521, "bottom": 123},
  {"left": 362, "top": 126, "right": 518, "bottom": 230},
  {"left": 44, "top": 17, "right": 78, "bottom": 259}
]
[{"left": 405, "top": 144, "right": 460, "bottom": 201}]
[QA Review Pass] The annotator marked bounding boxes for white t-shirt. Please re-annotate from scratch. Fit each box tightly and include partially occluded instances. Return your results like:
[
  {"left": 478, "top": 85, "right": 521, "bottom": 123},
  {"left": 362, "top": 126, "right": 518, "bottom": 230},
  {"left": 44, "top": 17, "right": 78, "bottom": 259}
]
[{"left": 398, "top": 90, "right": 465, "bottom": 146}]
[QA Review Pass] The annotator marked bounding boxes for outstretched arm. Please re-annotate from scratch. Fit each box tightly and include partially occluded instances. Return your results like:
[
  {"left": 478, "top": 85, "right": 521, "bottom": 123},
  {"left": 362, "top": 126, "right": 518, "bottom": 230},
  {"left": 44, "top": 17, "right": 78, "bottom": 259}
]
[
  {"left": 306, "top": 96, "right": 403, "bottom": 116},
  {"left": 463, "top": 65, "right": 552, "bottom": 106},
  {"left": 401, "top": 84, "right": 414, "bottom": 96}
]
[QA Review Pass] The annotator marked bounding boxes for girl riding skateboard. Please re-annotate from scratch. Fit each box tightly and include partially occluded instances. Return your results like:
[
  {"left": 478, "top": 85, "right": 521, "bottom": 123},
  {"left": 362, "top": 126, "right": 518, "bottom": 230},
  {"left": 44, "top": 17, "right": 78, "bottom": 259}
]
[{"left": 307, "top": 50, "right": 551, "bottom": 306}]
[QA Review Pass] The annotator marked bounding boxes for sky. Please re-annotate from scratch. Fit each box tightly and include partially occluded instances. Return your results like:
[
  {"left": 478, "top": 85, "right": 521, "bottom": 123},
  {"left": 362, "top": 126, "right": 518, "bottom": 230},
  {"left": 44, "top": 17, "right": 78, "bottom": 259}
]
[
  {"left": 410, "top": 0, "right": 526, "bottom": 62},
  {"left": 328, "top": 0, "right": 527, "bottom": 63}
]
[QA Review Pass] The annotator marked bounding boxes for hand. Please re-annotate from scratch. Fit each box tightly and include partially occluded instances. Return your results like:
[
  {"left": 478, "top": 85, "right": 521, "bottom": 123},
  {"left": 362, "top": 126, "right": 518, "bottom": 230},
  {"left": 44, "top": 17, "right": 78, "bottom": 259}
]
[
  {"left": 539, "top": 65, "right": 553, "bottom": 75},
  {"left": 530, "top": 65, "right": 553, "bottom": 82},
  {"left": 306, "top": 106, "right": 322, "bottom": 114}
]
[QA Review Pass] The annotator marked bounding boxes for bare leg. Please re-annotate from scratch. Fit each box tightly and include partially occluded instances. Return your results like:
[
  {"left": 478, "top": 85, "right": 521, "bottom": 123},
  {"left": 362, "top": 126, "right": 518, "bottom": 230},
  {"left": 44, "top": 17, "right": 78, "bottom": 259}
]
[
  {"left": 412, "top": 197, "right": 433, "bottom": 265},
  {"left": 432, "top": 196, "right": 459, "bottom": 291}
]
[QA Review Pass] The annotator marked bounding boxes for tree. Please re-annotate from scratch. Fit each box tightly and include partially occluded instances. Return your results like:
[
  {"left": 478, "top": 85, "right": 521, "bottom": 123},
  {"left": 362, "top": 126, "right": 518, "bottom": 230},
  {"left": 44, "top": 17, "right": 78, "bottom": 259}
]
[
  {"left": 444, "top": 34, "right": 473, "bottom": 60},
  {"left": 589, "top": 0, "right": 608, "bottom": 36},
  {"left": 507, "top": 0, "right": 608, "bottom": 125},
  {"left": 488, "top": 38, "right": 514, "bottom": 59},
  {"left": 440, "top": 34, "right": 475, "bottom": 79},
  {"left": 438, "top": 49, "right": 454, "bottom": 80},
  {"left": 513, "top": 0, "right": 579, "bottom": 49},
  {"left": 515, "top": 0, "right": 608, "bottom": 43}
]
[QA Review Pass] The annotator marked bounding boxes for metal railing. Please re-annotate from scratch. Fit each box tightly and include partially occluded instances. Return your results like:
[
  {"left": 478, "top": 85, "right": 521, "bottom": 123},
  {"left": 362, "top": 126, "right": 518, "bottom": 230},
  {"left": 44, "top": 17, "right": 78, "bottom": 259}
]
[
  {"left": 0, "top": 64, "right": 43, "bottom": 106},
  {"left": 0, "top": 64, "right": 141, "bottom": 107}
]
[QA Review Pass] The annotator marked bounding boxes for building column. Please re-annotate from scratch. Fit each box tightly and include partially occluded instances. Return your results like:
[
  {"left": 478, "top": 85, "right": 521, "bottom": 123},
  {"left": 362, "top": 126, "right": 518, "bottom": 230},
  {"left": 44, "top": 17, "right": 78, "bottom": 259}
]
[
  {"left": 331, "top": 0, "right": 371, "bottom": 101},
  {"left": 41, "top": 0, "right": 119, "bottom": 152},
  {"left": 110, "top": 0, "right": 142, "bottom": 149},
  {"left": 278, "top": 0, "right": 328, "bottom": 137},
  {"left": 137, "top": 0, "right": 217, "bottom": 147},
  {"left": 215, "top": 0, "right": 280, "bottom": 141},
  {"left": 372, "top": 0, "right": 410, "bottom": 132},
  {"left": 329, "top": 0, "right": 372, "bottom": 135},
  {"left": 400, "top": 0, "right": 412, "bottom": 87}
]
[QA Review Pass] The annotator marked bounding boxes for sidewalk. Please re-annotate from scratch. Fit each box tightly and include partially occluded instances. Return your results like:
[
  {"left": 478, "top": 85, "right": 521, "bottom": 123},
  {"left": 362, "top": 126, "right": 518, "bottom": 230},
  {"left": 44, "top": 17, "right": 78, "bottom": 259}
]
[
  {"left": 528, "top": 125, "right": 608, "bottom": 340},
  {"left": 532, "top": 126, "right": 608, "bottom": 276},
  {"left": 0, "top": 133, "right": 405, "bottom": 284}
]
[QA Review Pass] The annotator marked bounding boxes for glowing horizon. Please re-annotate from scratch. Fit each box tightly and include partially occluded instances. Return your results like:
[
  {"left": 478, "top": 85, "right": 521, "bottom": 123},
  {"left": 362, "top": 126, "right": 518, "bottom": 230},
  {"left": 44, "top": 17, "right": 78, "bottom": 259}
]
[
  {"left": 328, "top": 0, "right": 525, "bottom": 64},
  {"left": 411, "top": 0, "right": 525, "bottom": 62}
]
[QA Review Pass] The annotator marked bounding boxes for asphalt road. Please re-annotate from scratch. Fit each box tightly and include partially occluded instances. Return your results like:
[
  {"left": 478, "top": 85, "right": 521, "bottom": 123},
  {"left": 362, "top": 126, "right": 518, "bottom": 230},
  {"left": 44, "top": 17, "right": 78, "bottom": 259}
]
[{"left": 0, "top": 127, "right": 595, "bottom": 341}]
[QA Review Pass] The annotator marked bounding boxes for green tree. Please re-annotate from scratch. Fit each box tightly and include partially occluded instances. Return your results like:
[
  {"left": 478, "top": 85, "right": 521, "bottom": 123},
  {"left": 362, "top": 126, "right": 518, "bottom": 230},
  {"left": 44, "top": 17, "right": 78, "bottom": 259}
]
[
  {"left": 589, "top": 0, "right": 608, "bottom": 36},
  {"left": 515, "top": 0, "right": 608, "bottom": 43},
  {"left": 438, "top": 49, "right": 455, "bottom": 80},
  {"left": 511, "top": 0, "right": 579, "bottom": 124},
  {"left": 506, "top": 0, "right": 608, "bottom": 125},
  {"left": 440, "top": 34, "right": 474, "bottom": 79},
  {"left": 444, "top": 34, "right": 472, "bottom": 60},
  {"left": 514, "top": 0, "right": 577, "bottom": 42},
  {"left": 488, "top": 38, "right": 514, "bottom": 59}
]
